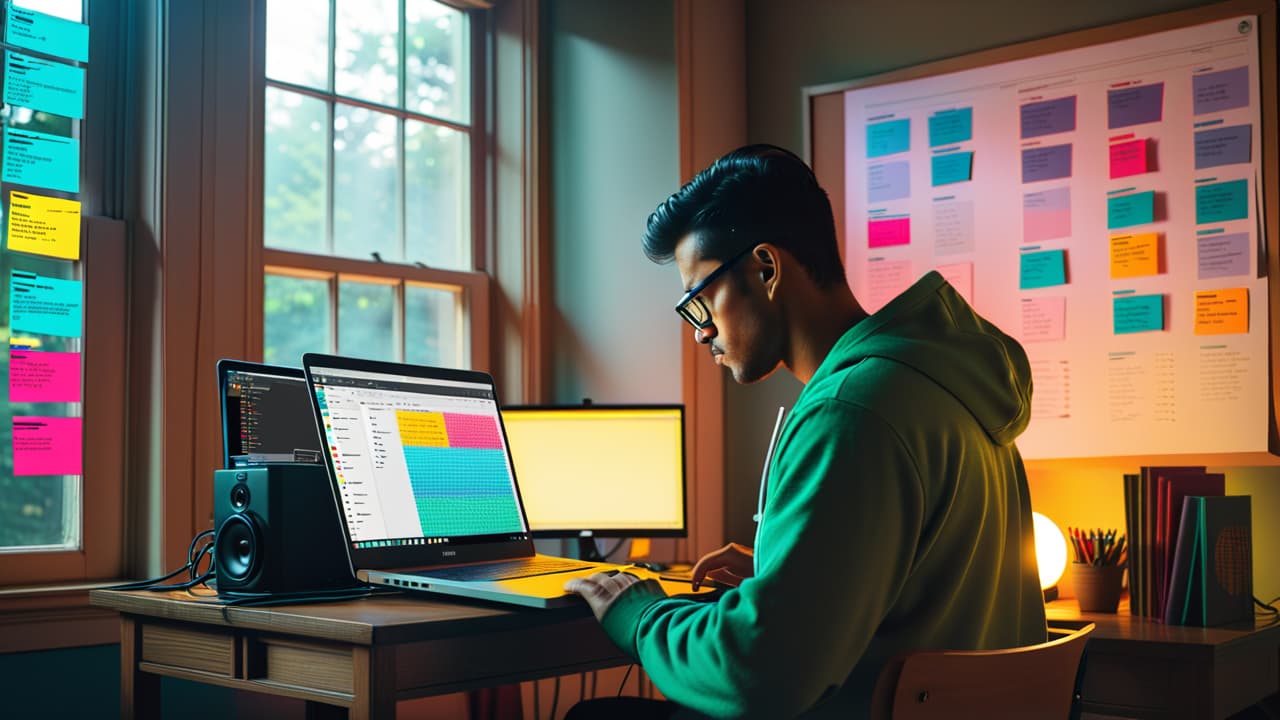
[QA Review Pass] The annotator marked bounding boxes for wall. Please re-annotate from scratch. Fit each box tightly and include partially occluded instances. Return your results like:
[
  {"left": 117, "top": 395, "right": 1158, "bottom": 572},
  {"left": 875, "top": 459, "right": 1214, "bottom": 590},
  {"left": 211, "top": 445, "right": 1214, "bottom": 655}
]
[{"left": 735, "top": 0, "right": 1280, "bottom": 602}]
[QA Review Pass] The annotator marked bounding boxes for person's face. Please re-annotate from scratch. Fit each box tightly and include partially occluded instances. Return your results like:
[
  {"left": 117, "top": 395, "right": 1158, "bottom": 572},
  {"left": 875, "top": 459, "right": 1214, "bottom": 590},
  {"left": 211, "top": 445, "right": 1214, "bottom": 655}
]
[{"left": 673, "top": 232, "right": 784, "bottom": 384}]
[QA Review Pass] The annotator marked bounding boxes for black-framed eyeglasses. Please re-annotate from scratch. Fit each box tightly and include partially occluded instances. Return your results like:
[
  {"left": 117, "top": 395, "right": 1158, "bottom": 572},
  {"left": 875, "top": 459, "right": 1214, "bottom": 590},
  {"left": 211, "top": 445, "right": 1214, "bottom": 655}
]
[{"left": 674, "top": 245, "right": 754, "bottom": 330}]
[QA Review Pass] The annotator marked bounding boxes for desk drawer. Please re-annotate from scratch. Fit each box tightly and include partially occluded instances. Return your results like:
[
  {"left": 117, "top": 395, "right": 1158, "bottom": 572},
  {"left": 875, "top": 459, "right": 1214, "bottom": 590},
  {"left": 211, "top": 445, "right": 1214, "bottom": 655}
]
[
  {"left": 141, "top": 624, "right": 236, "bottom": 677},
  {"left": 247, "top": 637, "right": 355, "bottom": 695}
]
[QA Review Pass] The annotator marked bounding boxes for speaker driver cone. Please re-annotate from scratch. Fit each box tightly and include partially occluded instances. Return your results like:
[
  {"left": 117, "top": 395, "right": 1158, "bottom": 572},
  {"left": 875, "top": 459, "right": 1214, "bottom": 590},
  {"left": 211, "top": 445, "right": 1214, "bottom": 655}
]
[{"left": 215, "top": 514, "right": 261, "bottom": 582}]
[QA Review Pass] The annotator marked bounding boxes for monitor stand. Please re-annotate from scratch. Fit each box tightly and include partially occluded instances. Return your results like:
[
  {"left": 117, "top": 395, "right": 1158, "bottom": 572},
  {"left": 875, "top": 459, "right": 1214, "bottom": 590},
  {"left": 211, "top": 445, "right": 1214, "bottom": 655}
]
[{"left": 577, "top": 536, "right": 605, "bottom": 563}]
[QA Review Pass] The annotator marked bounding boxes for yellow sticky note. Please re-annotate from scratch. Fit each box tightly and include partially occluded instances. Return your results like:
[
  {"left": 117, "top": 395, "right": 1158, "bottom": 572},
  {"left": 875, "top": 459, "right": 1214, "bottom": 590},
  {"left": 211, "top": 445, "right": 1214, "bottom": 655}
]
[
  {"left": 1109, "top": 233, "right": 1159, "bottom": 279},
  {"left": 1194, "top": 288, "right": 1248, "bottom": 335},
  {"left": 6, "top": 191, "right": 81, "bottom": 260},
  {"left": 628, "top": 538, "right": 652, "bottom": 560}
]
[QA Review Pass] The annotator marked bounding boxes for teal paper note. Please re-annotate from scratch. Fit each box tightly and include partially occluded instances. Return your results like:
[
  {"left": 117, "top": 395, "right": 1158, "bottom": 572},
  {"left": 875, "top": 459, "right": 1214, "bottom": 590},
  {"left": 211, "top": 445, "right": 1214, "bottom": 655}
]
[
  {"left": 1113, "top": 294, "right": 1163, "bottom": 334},
  {"left": 931, "top": 151, "right": 973, "bottom": 186},
  {"left": 1106, "top": 190, "right": 1155, "bottom": 229},
  {"left": 1019, "top": 249, "right": 1067, "bottom": 290},
  {"left": 9, "top": 270, "right": 82, "bottom": 337},
  {"left": 4, "top": 4, "right": 89, "bottom": 63},
  {"left": 866, "top": 118, "right": 910, "bottom": 158},
  {"left": 3, "top": 49, "right": 85, "bottom": 119},
  {"left": 1, "top": 126, "right": 79, "bottom": 193},
  {"left": 928, "top": 108, "right": 973, "bottom": 147},
  {"left": 1195, "top": 179, "right": 1248, "bottom": 224}
]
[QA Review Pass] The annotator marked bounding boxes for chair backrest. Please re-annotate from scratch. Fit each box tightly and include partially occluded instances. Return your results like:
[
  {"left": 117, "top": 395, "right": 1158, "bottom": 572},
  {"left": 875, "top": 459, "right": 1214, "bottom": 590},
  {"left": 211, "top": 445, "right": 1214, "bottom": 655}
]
[{"left": 869, "top": 623, "right": 1095, "bottom": 720}]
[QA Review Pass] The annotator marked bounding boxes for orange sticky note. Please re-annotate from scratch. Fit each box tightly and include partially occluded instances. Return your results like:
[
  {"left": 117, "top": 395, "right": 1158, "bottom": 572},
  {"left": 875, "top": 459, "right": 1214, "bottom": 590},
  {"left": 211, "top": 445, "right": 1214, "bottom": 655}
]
[
  {"left": 1110, "top": 233, "right": 1159, "bottom": 278},
  {"left": 1194, "top": 288, "right": 1248, "bottom": 335}
]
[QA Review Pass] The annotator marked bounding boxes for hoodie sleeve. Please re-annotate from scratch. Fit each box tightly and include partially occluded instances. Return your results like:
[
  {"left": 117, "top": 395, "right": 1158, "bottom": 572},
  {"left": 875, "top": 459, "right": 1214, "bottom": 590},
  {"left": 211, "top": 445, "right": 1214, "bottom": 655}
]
[{"left": 599, "top": 399, "right": 926, "bottom": 719}]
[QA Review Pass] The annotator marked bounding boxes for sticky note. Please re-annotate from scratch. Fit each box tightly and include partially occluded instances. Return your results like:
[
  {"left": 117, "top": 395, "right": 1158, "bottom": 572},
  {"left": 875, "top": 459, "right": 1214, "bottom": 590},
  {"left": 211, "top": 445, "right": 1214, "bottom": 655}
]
[
  {"left": 9, "top": 270, "right": 82, "bottom": 337},
  {"left": 1021, "top": 144, "right": 1071, "bottom": 183},
  {"left": 1019, "top": 249, "right": 1067, "bottom": 290},
  {"left": 1023, "top": 187, "right": 1071, "bottom": 243},
  {"left": 865, "top": 258, "right": 913, "bottom": 312},
  {"left": 1194, "top": 288, "right": 1248, "bottom": 335},
  {"left": 6, "top": 191, "right": 81, "bottom": 260},
  {"left": 867, "top": 161, "right": 910, "bottom": 202},
  {"left": 928, "top": 108, "right": 972, "bottom": 147},
  {"left": 12, "top": 416, "right": 82, "bottom": 476},
  {"left": 1194, "top": 124, "right": 1251, "bottom": 170},
  {"left": 1021, "top": 296, "right": 1066, "bottom": 343},
  {"left": 9, "top": 350, "right": 81, "bottom": 403},
  {"left": 1020, "top": 96, "right": 1076, "bottom": 139},
  {"left": 1113, "top": 294, "right": 1164, "bottom": 334},
  {"left": 1108, "top": 83, "right": 1163, "bottom": 129},
  {"left": 1109, "top": 233, "right": 1160, "bottom": 279},
  {"left": 1108, "top": 138, "right": 1149, "bottom": 179},
  {"left": 932, "top": 200, "right": 974, "bottom": 255},
  {"left": 2, "top": 127, "right": 79, "bottom": 193},
  {"left": 868, "top": 217, "right": 910, "bottom": 248},
  {"left": 3, "top": 50, "right": 85, "bottom": 119},
  {"left": 1106, "top": 190, "right": 1155, "bottom": 230},
  {"left": 935, "top": 262, "right": 973, "bottom": 305},
  {"left": 1197, "top": 232, "right": 1250, "bottom": 280},
  {"left": 1193, "top": 66, "right": 1249, "bottom": 115},
  {"left": 3, "top": 5, "right": 89, "bottom": 63},
  {"left": 931, "top": 151, "right": 972, "bottom": 186},
  {"left": 866, "top": 118, "right": 910, "bottom": 158},
  {"left": 1195, "top": 179, "right": 1248, "bottom": 224}
]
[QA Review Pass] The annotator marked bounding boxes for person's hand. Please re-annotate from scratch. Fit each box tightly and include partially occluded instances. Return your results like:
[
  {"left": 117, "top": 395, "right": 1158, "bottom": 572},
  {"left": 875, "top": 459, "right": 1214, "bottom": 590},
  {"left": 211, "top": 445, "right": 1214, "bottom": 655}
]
[
  {"left": 691, "top": 542, "right": 754, "bottom": 590},
  {"left": 565, "top": 570, "right": 642, "bottom": 622}
]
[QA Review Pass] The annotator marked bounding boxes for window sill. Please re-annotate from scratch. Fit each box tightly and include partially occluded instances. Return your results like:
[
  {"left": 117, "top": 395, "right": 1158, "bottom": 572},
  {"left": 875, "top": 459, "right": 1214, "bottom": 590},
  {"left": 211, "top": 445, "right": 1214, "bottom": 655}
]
[{"left": 0, "top": 581, "right": 125, "bottom": 654}]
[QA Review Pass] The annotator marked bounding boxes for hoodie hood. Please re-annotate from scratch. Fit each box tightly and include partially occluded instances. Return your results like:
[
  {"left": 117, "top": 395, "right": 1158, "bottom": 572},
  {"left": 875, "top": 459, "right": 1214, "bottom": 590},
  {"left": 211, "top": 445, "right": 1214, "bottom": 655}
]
[{"left": 810, "top": 271, "right": 1032, "bottom": 445}]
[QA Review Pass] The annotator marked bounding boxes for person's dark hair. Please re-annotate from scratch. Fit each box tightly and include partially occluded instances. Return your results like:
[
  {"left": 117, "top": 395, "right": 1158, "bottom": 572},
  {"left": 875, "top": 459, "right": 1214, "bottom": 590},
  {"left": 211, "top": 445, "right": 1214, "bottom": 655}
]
[{"left": 642, "top": 144, "right": 844, "bottom": 287}]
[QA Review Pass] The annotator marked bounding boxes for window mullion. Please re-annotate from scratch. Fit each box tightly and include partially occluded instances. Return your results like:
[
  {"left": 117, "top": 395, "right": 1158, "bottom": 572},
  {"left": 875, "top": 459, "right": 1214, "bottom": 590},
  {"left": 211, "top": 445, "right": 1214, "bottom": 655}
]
[{"left": 330, "top": 273, "right": 341, "bottom": 353}]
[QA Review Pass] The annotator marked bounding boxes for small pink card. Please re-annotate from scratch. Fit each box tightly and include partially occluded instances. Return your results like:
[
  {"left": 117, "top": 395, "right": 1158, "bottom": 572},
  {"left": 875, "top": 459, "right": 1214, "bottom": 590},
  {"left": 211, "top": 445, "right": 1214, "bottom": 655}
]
[
  {"left": 868, "top": 217, "right": 911, "bottom": 248},
  {"left": 1109, "top": 138, "right": 1149, "bottom": 179},
  {"left": 9, "top": 350, "right": 82, "bottom": 402},
  {"left": 13, "top": 416, "right": 82, "bottom": 476}
]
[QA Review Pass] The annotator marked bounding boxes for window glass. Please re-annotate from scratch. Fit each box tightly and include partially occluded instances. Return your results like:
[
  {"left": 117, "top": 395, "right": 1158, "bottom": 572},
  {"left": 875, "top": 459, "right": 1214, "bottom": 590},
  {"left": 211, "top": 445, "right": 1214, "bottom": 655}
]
[
  {"left": 264, "top": 88, "right": 329, "bottom": 254},
  {"left": 406, "top": 0, "right": 468, "bottom": 123},
  {"left": 333, "top": 105, "right": 398, "bottom": 261},
  {"left": 264, "top": 274, "right": 332, "bottom": 366},
  {"left": 405, "top": 120, "right": 467, "bottom": 270},
  {"left": 405, "top": 284, "right": 460, "bottom": 367},
  {"left": 265, "top": 0, "right": 329, "bottom": 90},
  {"left": 335, "top": 0, "right": 399, "bottom": 106},
  {"left": 337, "top": 280, "right": 396, "bottom": 361}
]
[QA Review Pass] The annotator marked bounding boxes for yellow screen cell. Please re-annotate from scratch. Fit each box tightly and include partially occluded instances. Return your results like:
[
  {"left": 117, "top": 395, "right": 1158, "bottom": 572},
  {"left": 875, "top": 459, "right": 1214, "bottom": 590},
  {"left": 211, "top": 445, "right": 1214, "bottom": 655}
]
[{"left": 396, "top": 410, "right": 449, "bottom": 447}]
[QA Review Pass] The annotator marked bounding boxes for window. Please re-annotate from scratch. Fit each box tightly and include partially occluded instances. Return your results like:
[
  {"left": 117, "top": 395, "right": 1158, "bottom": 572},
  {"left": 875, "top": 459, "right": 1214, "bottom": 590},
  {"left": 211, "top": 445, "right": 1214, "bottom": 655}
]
[{"left": 262, "top": 0, "right": 486, "bottom": 369}]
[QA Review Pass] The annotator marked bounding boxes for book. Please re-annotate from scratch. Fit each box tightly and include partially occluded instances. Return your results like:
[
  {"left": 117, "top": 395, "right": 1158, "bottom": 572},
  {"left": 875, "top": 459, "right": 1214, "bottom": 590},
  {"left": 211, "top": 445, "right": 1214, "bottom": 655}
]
[
  {"left": 1140, "top": 467, "right": 1204, "bottom": 616},
  {"left": 1158, "top": 473, "right": 1224, "bottom": 620},
  {"left": 1123, "top": 473, "right": 1141, "bottom": 614},
  {"left": 1163, "top": 495, "right": 1252, "bottom": 627}
]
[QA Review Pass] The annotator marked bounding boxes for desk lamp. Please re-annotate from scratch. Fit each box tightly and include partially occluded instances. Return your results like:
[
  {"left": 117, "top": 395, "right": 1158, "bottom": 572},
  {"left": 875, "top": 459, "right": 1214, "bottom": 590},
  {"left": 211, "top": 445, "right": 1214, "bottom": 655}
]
[{"left": 1033, "top": 511, "right": 1068, "bottom": 602}]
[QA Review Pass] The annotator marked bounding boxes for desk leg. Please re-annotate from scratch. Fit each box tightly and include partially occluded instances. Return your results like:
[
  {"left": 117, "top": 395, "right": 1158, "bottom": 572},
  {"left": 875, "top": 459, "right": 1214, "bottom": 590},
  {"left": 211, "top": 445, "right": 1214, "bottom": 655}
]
[
  {"left": 121, "top": 617, "right": 160, "bottom": 720},
  {"left": 350, "top": 645, "right": 396, "bottom": 720}
]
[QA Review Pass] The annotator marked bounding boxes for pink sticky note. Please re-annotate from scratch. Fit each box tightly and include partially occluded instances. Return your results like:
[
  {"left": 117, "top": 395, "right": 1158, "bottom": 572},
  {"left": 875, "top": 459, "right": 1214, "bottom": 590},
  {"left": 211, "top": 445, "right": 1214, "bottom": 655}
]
[
  {"left": 936, "top": 262, "right": 973, "bottom": 305},
  {"left": 1109, "top": 138, "right": 1148, "bottom": 179},
  {"left": 12, "top": 416, "right": 82, "bottom": 476},
  {"left": 9, "top": 350, "right": 82, "bottom": 402},
  {"left": 868, "top": 217, "right": 910, "bottom": 248}
]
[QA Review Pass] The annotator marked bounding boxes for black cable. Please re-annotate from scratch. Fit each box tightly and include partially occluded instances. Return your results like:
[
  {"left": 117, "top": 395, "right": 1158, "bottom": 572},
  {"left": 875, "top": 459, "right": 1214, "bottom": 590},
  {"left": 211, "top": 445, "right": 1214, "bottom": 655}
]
[
  {"left": 1255, "top": 596, "right": 1279, "bottom": 614},
  {"left": 145, "top": 569, "right": 215, "bottom": 592},
  {"left": 104, "top": 529, "right": 216, "bottom": 591},
  {"left": 617, "top": 664, "right": 634, "bottom": 696},
  {"left": 579, "top": 671, "right": 586, "bottom": 704},
  {"left": 549, "top": 676, "right": 560, "bottom": 720},
  {"left": 532, "top": 678, "right": 540, "bottom": 720}
]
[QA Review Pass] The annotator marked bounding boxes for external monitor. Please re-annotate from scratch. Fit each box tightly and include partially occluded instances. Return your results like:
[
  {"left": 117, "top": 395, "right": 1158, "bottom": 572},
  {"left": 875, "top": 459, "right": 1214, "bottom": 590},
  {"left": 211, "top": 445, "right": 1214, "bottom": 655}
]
[
  {"left": 500, "top": 404, "right": 686, "bottom": 558},
  {"left": 217, "top": 359, "right": 324, "bottom": 467}
]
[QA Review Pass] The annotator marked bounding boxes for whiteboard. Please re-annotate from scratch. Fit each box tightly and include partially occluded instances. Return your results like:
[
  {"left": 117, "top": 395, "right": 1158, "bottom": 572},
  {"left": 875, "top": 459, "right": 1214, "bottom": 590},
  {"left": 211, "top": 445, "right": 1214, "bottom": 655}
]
[{"left": 840, "top": 15, "right": 1268, "bottom": 459}]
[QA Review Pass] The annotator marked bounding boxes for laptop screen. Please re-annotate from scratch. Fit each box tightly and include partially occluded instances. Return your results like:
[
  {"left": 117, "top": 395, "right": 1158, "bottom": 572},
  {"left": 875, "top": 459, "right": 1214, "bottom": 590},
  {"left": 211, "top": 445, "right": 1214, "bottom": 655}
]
[
  {"left": 307, "top": 362, "right": 531, "bottom": 554},
  {"left": 219, "top": 360, "right": 323, "bottom": 467}
]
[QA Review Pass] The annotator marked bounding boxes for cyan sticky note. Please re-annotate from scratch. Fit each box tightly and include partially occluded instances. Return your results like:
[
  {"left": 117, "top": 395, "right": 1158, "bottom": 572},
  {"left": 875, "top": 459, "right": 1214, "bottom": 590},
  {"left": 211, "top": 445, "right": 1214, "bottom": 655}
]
[
  {"left": 9, "top": 270, "right": 82, "bottom": 337},
  {"left": 3, "top": 50, "right": 85, "bottom": 119},
  {"left": 1019, "top": 249, "right": 1067, "bottom": 290},
  {"left": 1106, "top": 191, "right": 1155, "bottom": 230},
  {"left": 928, "top": 108, "right": 972, "bottom": 147},
  {"left": 1196, "top": 179, "right": 1248, "bottom": 224},
  {"left": 931, "top": 151, "right": 972, "bottom": 187},
  {"left": 1113, "top": 294, "right": 1164, "bottom": 334},
  {"left": 2, "top": 127, "right": 79, "bottom": 193},
  {"left": 866, "top": 118, "right": 910, "bottom": 158},
  {"left": 4, "top": 5, "right": 89, "bottom": 63}
]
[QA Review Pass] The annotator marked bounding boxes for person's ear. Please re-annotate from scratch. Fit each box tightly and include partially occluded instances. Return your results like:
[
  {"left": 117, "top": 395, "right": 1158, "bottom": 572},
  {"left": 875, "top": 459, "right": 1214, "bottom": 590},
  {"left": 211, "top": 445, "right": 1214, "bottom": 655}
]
[{"left": 755, "top": 245, "right": 780, "bottom": 298}]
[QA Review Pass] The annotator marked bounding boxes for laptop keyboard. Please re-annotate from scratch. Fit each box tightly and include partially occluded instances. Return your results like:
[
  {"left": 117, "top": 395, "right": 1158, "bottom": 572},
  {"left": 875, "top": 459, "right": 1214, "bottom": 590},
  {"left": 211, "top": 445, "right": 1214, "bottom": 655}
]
[{"left": 412, "top": 557, "right": 596, "bottom": 582}]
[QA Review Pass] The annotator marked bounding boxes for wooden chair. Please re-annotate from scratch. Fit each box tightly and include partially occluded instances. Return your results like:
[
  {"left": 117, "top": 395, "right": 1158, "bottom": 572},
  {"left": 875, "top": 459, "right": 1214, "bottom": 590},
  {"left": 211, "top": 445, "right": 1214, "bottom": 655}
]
[{"left": 870, "top": 623, "right": 1095, "bottom": 719}]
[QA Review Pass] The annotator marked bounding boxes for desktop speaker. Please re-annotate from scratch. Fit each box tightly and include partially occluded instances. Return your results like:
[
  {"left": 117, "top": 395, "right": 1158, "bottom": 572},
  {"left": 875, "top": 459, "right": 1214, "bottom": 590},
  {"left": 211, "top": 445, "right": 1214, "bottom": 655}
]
[{"left": 212, "top": 464, "right": 357, "bottom": 596}]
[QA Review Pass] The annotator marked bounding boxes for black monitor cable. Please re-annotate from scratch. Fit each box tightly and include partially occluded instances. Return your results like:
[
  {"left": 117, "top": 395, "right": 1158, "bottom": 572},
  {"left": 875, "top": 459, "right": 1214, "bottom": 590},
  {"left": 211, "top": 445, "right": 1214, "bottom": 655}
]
[{"left": 104, "top": 529, "right": 216, "bottom": 591}]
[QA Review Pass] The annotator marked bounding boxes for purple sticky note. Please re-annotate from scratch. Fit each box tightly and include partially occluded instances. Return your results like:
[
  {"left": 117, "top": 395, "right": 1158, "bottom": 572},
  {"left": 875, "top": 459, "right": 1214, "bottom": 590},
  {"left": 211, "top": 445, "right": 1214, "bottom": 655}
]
[
  {"left": 12, "top": 416, "right": 82, "bottom": 476},
  {"left": 1023, "top": 187, "right": 1071, "bottom": 243},
  {"left": 1021, "top": 144, "right": 1072, "bottom": 183},
  {"left": 1195, "top": 124, "right": 1251, "bottom": 170},
  {"left": 1193, "top": 66, "right": 1249, "bottom": 115},
  {"left": 9, "top": 349, "right": 81, "bottom": 402},
  {"left": 1197, "top": 232, "right": 1250, "bottom": 279},
  {"left": 867, "top": 161, "right": 910, "bottom": 203},
  {"left": 1020, "top": 96, "right": 1076, "bottom": 139},
  {"left": 1108, "top": 83, "right": 1164, "bottom": 129}
]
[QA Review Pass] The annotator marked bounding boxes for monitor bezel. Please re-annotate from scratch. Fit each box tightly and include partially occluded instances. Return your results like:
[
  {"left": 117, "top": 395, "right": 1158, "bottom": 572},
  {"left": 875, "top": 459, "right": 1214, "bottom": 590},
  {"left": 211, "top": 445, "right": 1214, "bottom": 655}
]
[
  {"left": 500, "top": 403, "right": 689, "bottom": 540},
  {"left": 215, "top": 358, "right": 309, "bottom": 469}
]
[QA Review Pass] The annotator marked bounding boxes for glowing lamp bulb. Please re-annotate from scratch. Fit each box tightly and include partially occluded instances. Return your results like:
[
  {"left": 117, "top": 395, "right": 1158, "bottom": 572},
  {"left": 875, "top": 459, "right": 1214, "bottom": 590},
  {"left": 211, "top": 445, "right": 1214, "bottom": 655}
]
[{"left": 1032, "top": 511, "right": 1068, "bottom": 591}]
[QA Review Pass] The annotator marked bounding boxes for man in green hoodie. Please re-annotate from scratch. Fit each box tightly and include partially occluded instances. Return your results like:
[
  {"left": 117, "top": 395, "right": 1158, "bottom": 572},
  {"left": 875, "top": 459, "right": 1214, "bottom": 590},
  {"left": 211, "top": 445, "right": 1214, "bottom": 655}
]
[{"left": 565, "top": 144, "right": 1047, "bottom": 719}]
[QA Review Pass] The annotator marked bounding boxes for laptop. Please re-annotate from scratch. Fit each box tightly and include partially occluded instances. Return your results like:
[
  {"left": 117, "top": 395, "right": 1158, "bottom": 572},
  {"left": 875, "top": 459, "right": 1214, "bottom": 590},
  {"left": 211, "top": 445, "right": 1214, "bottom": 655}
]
[
  {"left": 217, "top": 359, "right": 325, "bottom": 467},
  {"left": 300, "top": 353, "right": 655, "bottom": 609}
]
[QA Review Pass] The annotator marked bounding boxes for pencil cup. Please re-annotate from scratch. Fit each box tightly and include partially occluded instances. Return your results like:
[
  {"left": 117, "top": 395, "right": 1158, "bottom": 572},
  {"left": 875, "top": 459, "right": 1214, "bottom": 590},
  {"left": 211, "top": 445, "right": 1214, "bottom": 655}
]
[{"left": 1070, "top": 563, "right": 1124, "bottom": 613}]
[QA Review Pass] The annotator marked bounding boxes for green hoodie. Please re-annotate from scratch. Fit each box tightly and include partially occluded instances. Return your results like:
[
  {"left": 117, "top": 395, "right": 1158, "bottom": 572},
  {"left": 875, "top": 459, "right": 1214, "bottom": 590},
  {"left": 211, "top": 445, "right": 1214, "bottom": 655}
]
[{"left": 601, "top": 271, "right": 1047, "bottom": 719}]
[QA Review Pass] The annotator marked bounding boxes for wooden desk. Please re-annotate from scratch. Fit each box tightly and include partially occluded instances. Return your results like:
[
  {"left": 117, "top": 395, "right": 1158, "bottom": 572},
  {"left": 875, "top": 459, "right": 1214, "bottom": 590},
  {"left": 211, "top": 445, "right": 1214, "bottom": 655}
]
[
  {"left": 89, "top": 589, "right": 627, "bottom": 719},
  {"left": 1046, "top": 597, "right": 1280, "bottom": 719}
]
